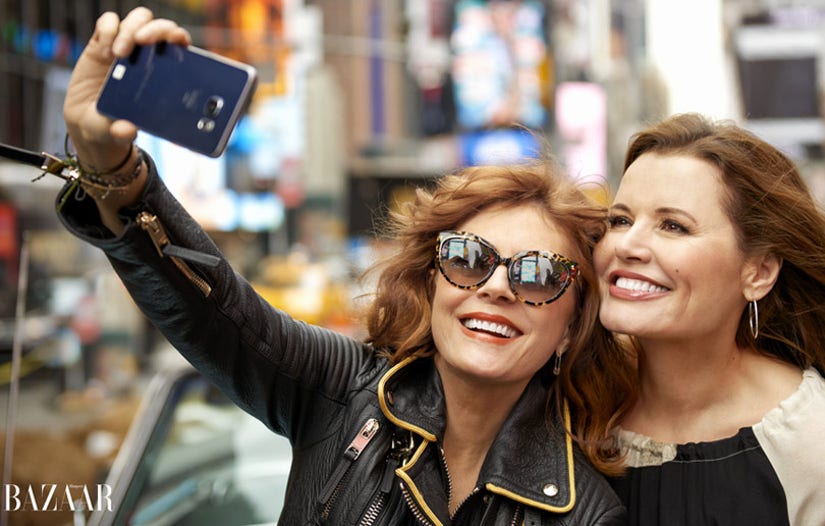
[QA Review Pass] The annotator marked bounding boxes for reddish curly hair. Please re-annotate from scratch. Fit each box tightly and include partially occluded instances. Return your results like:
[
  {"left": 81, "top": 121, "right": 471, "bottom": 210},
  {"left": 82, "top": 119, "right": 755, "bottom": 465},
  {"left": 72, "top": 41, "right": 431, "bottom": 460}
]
[{"left": 363, "top": 160, "right": 634, "bottom": 475}]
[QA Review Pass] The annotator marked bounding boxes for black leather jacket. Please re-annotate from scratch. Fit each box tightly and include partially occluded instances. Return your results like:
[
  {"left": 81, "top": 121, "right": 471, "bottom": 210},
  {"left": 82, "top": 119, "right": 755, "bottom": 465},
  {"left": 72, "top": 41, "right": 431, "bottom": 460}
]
[{"left": 57, "top": 156, "right": 625, "bottom": 525}]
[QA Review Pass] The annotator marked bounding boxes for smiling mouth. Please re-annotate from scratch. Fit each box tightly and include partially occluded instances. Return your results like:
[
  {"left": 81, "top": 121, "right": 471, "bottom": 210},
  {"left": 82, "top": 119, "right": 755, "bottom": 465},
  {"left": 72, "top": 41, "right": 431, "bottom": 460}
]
[
  {"left": 462, "top": 318, "right": 519, "bottom": 338},
  {"left": 614, "top": 277, "right": 669, "bottom": 293}
]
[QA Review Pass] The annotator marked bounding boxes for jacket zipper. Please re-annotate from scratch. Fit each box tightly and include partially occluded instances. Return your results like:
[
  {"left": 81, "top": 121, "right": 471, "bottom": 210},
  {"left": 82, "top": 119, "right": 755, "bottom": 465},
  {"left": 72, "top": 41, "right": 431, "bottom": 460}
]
[
  {"left": 400, "top": 484, "right": 437, "bottom": 526},
  {"left": 358, "top": 429, "right": 416, "bottom": 526},
  {"left": 357, "top": 460, "right": 395, "bottom": 526},
  {"left": 439, "top": 447, "right": 480, "bottom": 519},
  {"left": 509, "top": 504, "right": 523, "bottom": 526},
  {"left": 136, "top": 212, "right": 213, "bottom": 297},
  {"left": 439, "top": 447, "right": 454, "bottom": 513},
  {"left": 319, "top": 418, "right": 380, "bottom": 520}
]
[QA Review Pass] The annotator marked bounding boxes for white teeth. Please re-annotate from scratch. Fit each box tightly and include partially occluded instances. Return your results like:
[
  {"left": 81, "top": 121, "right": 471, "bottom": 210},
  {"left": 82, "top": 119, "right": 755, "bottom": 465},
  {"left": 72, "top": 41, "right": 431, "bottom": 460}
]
[
  {"left": 462, "top": 318, "right": 517, "bottom": 338},
  {"left": 615, "top": 277, "right": 669, "bottom": 293}
]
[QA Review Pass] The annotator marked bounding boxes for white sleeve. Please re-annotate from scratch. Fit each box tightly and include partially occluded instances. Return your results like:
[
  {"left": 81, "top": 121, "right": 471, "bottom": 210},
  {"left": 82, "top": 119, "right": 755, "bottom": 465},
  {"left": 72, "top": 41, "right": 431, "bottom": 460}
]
[{"left": 753, "top": 368, "right": 825, "bottom": 526}]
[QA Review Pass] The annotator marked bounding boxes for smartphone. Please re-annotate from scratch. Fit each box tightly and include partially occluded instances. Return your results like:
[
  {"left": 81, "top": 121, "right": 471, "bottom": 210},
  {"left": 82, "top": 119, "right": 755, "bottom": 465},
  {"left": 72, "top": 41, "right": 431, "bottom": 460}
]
[{"left": 96, "top": 42, "right": 257, "bottom": 157}]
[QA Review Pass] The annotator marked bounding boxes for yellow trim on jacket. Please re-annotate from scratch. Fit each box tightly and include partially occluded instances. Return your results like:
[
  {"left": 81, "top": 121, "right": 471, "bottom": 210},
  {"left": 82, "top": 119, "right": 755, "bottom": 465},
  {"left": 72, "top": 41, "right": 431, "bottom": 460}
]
[{"left": 485, "top": 399, "right": 576, "bottom": 513}]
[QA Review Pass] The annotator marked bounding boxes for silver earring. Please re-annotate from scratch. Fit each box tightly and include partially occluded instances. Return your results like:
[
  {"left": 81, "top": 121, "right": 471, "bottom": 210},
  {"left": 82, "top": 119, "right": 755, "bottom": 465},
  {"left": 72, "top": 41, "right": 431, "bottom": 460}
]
[
  {"left": 553, "top": 351, "right": 562, "bottom": 375},
  {"left": 553, "top": 337, "right": 569, "bottom": 376},
  {"left": 749, "top": 300, "right": 759, "bottom": 340}
]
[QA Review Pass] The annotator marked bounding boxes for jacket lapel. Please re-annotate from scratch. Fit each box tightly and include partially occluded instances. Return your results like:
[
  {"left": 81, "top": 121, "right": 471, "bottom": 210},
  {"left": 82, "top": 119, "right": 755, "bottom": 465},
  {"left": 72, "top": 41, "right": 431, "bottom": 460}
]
[{"left": 377, "top": 357, "right": 576, "bottom": 516}]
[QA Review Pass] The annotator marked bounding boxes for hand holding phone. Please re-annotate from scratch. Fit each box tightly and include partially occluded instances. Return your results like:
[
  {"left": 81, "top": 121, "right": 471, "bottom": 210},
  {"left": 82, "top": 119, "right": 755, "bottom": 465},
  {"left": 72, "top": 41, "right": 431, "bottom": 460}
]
[{"left": 96, "top": 42, "right": 257, "bottom": 157}]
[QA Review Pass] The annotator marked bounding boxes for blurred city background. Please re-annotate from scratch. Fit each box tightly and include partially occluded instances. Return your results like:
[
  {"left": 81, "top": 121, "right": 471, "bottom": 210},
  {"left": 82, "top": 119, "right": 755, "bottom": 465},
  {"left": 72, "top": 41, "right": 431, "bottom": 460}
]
[{"left": 1, "top": 0, "right": 825, "bottom": 524}]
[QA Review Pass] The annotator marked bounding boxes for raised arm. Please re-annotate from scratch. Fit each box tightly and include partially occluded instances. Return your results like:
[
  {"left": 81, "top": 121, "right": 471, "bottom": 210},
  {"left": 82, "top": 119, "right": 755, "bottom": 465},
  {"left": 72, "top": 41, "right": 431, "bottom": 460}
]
[
  {"left": 63, "top": 7, "right": 191, "bottom": 233},
  {"left": 57, "top": 8, "right": 379, "bottom": 443}
]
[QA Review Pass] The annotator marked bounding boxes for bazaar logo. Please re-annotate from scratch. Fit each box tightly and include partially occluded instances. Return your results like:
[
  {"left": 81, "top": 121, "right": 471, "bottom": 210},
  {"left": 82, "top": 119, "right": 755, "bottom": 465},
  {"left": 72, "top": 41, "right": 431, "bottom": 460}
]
[{"left": 3, "top": 484, "right": 113, "bottom": 512}]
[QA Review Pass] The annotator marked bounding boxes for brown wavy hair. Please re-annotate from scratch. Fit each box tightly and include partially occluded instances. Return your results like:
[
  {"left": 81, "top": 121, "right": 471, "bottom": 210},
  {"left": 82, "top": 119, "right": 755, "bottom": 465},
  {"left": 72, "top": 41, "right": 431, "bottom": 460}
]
[
  {"left": 363, "top": 160, "right": 634, "bottom": 475},
  {"left": 624, "top": 113, "right": 825, "bottom": 375}
]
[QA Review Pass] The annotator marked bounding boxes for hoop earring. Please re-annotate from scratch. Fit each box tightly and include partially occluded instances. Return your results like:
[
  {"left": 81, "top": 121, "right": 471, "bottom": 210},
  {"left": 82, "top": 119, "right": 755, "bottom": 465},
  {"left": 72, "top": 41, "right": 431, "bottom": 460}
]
[{"left": 749, "top": 299, "right": 759, "bottom": 340}]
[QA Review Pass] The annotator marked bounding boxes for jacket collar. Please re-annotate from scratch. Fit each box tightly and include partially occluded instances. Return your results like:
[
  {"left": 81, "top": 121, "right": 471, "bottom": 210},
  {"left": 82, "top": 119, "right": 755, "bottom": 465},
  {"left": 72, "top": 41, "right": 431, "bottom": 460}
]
[{"left": 377, "top": 356, "right": 576, "bottom": 513}]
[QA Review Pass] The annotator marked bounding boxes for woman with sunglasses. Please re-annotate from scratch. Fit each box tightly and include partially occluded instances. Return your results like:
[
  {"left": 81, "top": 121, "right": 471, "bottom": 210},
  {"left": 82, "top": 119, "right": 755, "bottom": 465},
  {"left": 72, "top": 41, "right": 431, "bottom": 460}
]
[
  {"left": 595, "top": 113, "right": 825, "bottom": 525},
  {"left": 55, "top": 8, "right": 630, "bottom": 524}
]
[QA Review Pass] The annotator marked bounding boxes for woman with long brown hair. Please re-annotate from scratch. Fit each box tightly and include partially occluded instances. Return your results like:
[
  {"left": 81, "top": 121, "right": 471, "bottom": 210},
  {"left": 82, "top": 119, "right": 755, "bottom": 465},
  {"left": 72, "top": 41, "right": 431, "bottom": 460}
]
[{"left": 596, "top": 113, "right": 825, "bottom": 525}]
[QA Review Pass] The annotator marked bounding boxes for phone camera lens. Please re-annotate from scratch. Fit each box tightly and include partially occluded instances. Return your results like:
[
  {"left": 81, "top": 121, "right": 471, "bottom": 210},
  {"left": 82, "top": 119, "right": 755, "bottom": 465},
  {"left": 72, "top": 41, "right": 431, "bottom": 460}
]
[
  {"left": 204, "top": 96, "right": 224, "bottom": 117},
  {"left": 197, "top": 118, "right": 216, "bottom": 132}
]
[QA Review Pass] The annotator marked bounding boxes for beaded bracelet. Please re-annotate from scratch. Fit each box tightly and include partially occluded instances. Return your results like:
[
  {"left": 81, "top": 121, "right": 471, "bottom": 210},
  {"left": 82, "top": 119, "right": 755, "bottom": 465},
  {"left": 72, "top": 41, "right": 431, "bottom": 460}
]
[
  {"left": 42, "top": 138, "right": 145, "bottom": 212},
  {"left": 78, "top": 143, "right": 134, "bottom": 177},
  {"left": 69, "top": 147, "right": 145, "bottom": 200}
]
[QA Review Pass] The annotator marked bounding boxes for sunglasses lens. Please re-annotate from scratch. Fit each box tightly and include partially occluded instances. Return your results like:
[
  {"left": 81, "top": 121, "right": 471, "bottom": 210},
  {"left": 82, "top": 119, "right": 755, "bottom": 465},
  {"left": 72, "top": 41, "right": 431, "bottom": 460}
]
[
  {"left": 510, "top": 254, "right": 573, "bottom": 304},
  {"left": 439, "top": 236, "right": 495, "bottom": 287},
  {"left": 438, "top": 233, "right": 576, "bottom": 305}
]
